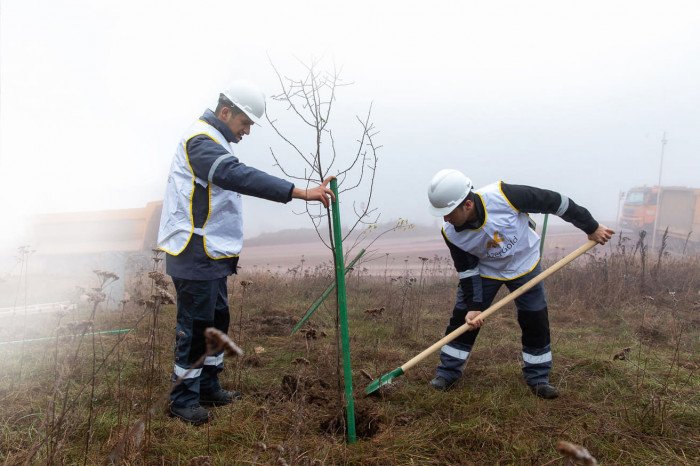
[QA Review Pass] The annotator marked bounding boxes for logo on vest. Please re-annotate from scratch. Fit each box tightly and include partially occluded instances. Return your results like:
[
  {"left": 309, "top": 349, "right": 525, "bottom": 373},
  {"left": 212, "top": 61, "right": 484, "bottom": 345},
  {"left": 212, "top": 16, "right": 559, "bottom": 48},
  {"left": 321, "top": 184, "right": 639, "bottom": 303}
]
[
  {"left": 486, "top": 231, "right": 518, "bottom": 258},
  {"left": 486, "top": 231, "right": 504, "bottom": 249}
]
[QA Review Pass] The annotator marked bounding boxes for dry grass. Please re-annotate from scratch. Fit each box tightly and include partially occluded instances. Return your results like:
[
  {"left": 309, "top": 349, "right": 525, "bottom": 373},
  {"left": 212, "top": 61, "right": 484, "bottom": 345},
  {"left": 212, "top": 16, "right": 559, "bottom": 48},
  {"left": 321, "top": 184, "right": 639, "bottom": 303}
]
[{"left": 1, "top": 245, "right": 699, "bottom": 465}]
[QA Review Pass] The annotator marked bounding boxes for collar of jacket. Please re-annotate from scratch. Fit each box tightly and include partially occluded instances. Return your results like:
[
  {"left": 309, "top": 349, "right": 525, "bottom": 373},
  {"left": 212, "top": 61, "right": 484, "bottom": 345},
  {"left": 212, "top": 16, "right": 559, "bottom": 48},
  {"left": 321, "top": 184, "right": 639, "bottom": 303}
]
[
  {"left": 454, "top": 191, "right": 486, "bottom": 232},
  {"left": 200, "top": 109, "right": 239, "bottom": 144}
]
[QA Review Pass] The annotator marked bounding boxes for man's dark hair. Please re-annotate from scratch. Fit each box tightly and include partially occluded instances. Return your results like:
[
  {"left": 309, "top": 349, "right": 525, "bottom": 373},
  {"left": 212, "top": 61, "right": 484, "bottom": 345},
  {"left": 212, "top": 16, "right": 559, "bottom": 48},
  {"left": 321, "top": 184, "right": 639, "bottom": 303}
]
[
  {"left": 459, "top": 190, "right": 476, "bottom": 208},
  {"left": 215, "top": 94, "right": 244, "bottom": 116}
]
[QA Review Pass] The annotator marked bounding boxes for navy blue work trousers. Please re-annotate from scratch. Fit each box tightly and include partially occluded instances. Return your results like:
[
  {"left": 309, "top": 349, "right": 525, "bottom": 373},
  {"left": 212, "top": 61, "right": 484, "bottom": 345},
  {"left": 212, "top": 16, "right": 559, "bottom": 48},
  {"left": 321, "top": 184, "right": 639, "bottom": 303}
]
[
  {"left": 436, "top": 264, "right": 552, "bottom": 386},
  {"left": 170, "top": 277, "right": 230, "bottom": 408}
]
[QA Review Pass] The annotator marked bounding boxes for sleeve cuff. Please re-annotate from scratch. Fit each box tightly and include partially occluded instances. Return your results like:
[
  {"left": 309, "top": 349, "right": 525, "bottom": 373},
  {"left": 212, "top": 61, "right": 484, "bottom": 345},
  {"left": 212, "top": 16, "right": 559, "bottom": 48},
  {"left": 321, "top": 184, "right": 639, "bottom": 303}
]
[{"left": 583, "top": 221, "right": 599, "bottom": 235}]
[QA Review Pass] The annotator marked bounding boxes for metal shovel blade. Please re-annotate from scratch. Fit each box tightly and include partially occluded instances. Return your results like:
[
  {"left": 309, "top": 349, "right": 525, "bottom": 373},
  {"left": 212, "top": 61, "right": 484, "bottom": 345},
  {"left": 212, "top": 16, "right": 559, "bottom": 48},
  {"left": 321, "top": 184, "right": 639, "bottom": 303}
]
[{"left": 364, "top": 366, "right": 404, "bottom": 394}]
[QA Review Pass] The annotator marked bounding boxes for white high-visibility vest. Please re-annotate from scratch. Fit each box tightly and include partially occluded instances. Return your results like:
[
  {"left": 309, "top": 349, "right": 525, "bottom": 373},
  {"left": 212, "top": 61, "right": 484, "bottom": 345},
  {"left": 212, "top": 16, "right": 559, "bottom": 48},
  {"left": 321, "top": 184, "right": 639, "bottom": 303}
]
[
  {"left": 443, "top": 181, "right": 540, "bottom": 280},
  {"left": 157, "top": 119, "right": 243, "bottom": 259}
]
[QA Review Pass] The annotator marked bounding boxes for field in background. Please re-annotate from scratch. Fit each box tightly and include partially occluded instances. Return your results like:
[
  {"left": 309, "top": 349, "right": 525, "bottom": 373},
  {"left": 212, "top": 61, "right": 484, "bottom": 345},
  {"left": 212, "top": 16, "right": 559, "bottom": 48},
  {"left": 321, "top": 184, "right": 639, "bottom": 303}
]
[
  {"left": 239, "top": 223, "right": 587, "bottom": 274},
  {"left": 1, "top": 237, "right": 698, "bottom": 465},
  {"left": 0, "top": 223, "right": 585, "bottom": 309}
]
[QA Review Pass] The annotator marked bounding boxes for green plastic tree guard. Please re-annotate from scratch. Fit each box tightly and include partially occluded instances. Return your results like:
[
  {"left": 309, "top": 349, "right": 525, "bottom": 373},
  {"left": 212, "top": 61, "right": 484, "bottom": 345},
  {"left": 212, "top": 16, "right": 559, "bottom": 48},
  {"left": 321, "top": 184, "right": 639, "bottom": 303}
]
[
  {"left": 290, "top": 248, "right": 366, "bottom": 335},
  {"left": 330, "top": 178, "right": 356, "bottom": 443},
  {"left": 540, "top": 213, "right": 549, "bottom": 256}
]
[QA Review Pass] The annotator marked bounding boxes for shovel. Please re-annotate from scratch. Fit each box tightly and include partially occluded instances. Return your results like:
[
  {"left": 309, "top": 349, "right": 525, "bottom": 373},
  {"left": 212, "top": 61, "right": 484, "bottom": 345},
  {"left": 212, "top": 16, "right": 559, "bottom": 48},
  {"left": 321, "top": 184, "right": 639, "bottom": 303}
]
[{"left": 364, "top": 240, "right": 597, "bottom": 395}]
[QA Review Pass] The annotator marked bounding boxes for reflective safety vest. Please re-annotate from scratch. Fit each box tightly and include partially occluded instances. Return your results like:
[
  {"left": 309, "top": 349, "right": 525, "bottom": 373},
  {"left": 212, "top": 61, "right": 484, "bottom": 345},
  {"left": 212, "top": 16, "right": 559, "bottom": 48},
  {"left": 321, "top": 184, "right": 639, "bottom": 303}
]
[
  {"left": 443, "top": 181, "right": 540, "bottom": 280},
  {"left": 157, "top": 119, "right": 243, "bottom": 259}
]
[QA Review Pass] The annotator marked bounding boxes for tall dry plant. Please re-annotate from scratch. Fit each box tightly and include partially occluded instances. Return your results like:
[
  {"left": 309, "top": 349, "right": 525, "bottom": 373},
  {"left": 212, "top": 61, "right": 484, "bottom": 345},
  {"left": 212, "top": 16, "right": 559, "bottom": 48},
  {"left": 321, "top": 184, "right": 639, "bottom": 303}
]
[
  {"left": 142, "top": 249, "right": 172, "bottom": 444},
  {"left": 14, "top": 245, "right": 35, "bottom": 385},
  {"left": 83, "top": 269, "right": 119, "bottom": 464},
  {"left": 635, "top": 230, "right": 648, "bottom": 290},
  {"left": 651, "top": 226, "right": 669, "bottom": 279},
  {"left": 234, "top": 279, "right": 253, "bottom": 389},
  {"left": 415, "top": 256, "right": 430, "bottom": 333},
  {"left": 681, "top": 230, "right": 693, "bottom": 255},
  {"left": 30, "top": 269, "right": 119, "bottom": 465},
  {"left": 106, "top": 328, "right": 242, "bottom": 465}
]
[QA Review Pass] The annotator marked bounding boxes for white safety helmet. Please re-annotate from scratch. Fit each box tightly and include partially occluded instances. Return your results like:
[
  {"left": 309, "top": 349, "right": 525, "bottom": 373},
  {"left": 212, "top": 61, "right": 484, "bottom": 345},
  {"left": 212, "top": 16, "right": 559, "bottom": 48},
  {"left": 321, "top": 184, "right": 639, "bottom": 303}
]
[
  {"left": 427, "top": 169, "right": 473, "bottom": 217},
  {"left": 221, "top": 80, "right": 266, "bottom": 125}
]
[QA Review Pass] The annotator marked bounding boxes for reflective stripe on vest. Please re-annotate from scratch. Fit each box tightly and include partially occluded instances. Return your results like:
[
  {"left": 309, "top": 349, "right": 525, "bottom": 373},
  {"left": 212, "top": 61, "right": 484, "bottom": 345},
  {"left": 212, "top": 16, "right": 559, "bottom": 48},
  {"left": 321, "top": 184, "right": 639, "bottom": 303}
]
[
  {"left": 443, "top": 181, "right": 540, "bottom": 280},
  {"left": 157, "top": 119, "right": 243, "bottom": 259}
]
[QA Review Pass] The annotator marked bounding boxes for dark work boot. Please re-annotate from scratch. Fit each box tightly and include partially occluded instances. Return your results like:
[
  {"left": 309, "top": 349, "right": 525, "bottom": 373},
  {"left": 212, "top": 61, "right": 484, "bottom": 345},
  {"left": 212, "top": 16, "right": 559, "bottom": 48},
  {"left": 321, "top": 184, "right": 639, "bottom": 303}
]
[
  {"left": 200, "top": 389, "right": 242, "bottom": 407},
  {"left": 430, "top": 376, "right": 456, "bottom": 391},
  {"left": 169, "top": 404, "right": 211, "bottom": 425},
  {"left": 529, "top": 383, "right": 560, "bottom": 399}
]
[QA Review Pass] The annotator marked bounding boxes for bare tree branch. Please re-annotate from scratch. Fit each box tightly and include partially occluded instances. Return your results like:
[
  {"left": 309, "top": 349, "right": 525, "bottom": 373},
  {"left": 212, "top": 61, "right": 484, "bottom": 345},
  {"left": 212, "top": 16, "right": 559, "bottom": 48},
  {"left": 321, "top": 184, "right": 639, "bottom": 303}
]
[
  {"left": 269, "top": 148, "right": 312, "bottom": 181},
  {"left": 267, "top": 57, "right": 383, "bottom": 250},
  {"left": 325, "top": 129, "right": 338, "bottom": 174},
  {"left": 335, "top": 104, "right": 373, "bottom": 182},
  {"left": 268, "top": 54, "right": 316, "bottom": 127},
  {"left": 266, "top": 118, "right": 316, "bottom": 170}
]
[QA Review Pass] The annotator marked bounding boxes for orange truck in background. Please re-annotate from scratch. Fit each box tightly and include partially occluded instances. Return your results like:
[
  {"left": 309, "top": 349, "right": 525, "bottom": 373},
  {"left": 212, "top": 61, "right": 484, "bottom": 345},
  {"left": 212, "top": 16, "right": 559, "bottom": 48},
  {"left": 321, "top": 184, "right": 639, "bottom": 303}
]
[
  {"left": 27, "top": 201, "right": 164, "bottom": 308},
  {"left": 31, "top": 201, "right": 163, "bottom": 255},
  {"left": 620, "top": 186, "right": 700, "bottom": 252}
]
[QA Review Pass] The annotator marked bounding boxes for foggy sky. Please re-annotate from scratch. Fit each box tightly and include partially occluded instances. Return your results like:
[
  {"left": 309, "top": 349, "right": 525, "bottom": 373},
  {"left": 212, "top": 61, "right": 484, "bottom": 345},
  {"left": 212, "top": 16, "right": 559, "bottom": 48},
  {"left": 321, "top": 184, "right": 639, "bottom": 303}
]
[{"left": 1, "top": 0, "right": 699, "bottom": 255}]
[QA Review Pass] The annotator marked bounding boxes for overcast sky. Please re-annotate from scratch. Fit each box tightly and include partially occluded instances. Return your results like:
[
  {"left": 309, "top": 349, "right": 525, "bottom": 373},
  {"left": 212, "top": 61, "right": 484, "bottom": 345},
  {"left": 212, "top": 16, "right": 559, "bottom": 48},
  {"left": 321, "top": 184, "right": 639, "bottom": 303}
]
[{"left": 1, "top": 0, "right": 699, "bottom": 250}]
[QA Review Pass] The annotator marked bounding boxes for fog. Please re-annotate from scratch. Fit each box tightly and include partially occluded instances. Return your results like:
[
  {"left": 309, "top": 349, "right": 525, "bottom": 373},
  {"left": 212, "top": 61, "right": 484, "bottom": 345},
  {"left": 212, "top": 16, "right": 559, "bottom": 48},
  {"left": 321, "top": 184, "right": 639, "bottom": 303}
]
[{"left": 1, "top": 0, "right": 699, "bottom": 258}]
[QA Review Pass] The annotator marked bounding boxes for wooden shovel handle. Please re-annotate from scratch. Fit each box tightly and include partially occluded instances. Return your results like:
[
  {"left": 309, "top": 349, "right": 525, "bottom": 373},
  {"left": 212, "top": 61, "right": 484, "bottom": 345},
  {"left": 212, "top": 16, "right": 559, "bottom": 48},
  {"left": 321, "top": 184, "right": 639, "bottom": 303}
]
[{"left": 401, "top": 240, "right": 597, "bottom": 372}]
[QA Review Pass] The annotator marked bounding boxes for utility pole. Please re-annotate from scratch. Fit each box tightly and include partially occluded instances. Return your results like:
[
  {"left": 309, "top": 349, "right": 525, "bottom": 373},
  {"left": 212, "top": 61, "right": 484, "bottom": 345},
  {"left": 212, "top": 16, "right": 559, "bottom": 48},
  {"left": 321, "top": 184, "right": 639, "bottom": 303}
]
[{"left": 651, "top": 132, "right": 668, "bottom": 251}]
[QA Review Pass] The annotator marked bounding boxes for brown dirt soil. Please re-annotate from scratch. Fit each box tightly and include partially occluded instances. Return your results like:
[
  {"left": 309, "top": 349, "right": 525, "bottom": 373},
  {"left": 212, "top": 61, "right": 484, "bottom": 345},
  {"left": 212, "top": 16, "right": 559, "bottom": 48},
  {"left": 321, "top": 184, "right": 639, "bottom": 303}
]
[
  {"left": 636, "top": 317, "right": 669, "bottom": 344},
  {"left": 319, "top": 399, "right": 384, "bottom": 439}
]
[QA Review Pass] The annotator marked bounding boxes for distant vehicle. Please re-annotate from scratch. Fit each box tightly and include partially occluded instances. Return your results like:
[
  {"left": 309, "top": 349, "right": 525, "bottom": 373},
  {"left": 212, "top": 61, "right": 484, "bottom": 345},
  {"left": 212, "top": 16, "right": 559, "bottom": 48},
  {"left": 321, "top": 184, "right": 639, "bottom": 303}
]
[
  {"left": 28, "top": 201, "right": 164, "bottom": 307},
  {"left": 620, "top": 186, "right": 700, "bottom": 252},
  {"left": 31, "top": 201, "right": 163, "bottom": 256}
]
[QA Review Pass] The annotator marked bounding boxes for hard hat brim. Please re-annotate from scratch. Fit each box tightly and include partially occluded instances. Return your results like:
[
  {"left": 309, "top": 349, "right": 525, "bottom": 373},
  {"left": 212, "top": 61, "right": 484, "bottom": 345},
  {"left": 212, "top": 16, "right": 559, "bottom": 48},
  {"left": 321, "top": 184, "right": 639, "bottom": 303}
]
[
  {"left": 221, "top": 90, "right": 265, "bottom": 127},
  {"left": 241, "top": 106, "right": 264, "bottom": 126},
  {"left": 428, "top": 192, "right": 470, "bottom": 217},
  {"left": 232, "top": 102, "right": 265, "bottom": 127},
  {"left": 428, "top": 202, "right": 459, "bottom": 217},
  {"left": 428, "top": 203, "right": 456, "bottom": 217}
]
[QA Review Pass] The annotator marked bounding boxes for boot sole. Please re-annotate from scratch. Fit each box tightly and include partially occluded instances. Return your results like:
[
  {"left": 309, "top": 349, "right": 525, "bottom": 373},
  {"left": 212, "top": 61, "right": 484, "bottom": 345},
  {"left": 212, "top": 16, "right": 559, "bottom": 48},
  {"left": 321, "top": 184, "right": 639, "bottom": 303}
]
[
  {"left": 529, "top": 387, "right": 560, "bottom": 399},
  {"left": 430, "top": 380, "right": 456, "bottom": 391},
  {"left": 168, "top": 408, "right": 211, "bottom": 425}
]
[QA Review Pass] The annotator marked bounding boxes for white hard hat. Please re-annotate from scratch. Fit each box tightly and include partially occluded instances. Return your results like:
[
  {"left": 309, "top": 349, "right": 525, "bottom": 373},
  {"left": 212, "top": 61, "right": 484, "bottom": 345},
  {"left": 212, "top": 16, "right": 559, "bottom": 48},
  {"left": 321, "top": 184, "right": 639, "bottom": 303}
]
[
  {"left": 221, "top": 80, "right": 266, "bottom": 125},
  {"left": 427, "top": 169, "right": 473, "bottom": 217}
]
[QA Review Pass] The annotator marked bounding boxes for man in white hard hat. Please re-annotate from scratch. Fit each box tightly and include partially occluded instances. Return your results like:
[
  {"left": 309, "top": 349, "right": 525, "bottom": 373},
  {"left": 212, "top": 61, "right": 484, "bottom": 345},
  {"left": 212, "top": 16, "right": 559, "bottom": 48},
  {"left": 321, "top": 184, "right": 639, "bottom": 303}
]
[
  {"left": 427, "top": 169, "right": 613, "bottom": 398},
  {"left": 157, "top": 80, "right": 334, "bottom": 424}
]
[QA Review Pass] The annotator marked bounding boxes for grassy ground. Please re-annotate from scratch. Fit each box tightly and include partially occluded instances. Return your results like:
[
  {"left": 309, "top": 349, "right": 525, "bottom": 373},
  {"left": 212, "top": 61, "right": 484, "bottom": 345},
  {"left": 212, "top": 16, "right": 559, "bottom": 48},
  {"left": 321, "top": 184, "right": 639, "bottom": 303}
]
[{"left": 1, "top": 249, "right": 699, "bottom": 465}]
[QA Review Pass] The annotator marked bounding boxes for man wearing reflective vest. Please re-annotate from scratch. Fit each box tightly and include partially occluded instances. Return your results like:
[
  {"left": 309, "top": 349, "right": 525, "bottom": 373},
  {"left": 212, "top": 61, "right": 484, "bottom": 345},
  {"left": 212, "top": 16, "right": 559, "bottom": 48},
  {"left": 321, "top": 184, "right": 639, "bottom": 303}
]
[
  {"left": 427, "top": 169, "right": 613, "bottom": 398},
  {"left": 158, "top": 80, "right": 333, "bottom": 424}
]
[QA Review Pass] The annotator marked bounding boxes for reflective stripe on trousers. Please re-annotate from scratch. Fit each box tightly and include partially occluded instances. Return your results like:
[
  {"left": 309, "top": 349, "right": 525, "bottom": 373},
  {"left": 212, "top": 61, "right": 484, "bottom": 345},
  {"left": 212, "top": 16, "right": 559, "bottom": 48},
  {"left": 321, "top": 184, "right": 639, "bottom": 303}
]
[{"left": 435, "top": 265, "right": 552, "bottom": 385}]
